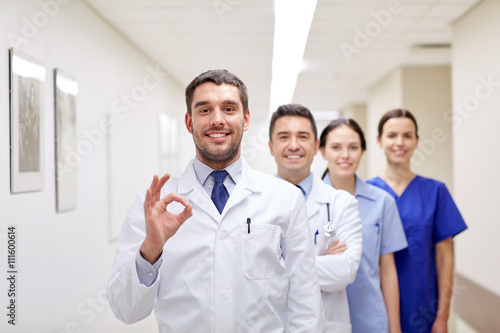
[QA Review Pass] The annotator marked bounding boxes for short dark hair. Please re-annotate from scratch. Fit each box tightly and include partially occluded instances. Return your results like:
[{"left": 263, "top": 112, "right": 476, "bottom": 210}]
[
  {"left": 269, "top": 103, "right": 318, "bottom": 141},
  {"left": 377, "top": 108, "right": 419, "bottom": 138},
  {"left": 185, "top": 69, "right": 248, "bottom": 115}
]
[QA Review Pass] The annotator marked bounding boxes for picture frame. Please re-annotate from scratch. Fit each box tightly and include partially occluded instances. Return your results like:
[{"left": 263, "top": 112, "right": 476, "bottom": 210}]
[
  {"left": 9, "top": 49, "right": 46, "bottom": 193},
  {"left": 54, "top": 69, "right": 78, "bottom": 212}
]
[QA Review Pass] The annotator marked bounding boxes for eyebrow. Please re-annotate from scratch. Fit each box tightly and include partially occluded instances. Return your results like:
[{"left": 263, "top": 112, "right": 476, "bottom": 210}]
[
  {"left": 329, "top": 141, "right": 359, "bottom": 145},
  {"left": 193, "top": 99, "right": 240, "bottom": 110},
  {"left": 276, "top": 130, "right": 311, "bottom": 136}
]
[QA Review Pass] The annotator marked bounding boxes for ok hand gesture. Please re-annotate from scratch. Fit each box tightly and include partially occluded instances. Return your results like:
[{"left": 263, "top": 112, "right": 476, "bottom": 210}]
[{"left": 140, "top": 173, "right": 193, "bottom": 264}]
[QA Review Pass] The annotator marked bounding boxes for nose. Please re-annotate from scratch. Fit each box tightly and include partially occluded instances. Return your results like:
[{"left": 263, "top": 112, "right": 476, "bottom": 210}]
[
  {"left": 340, "top": 147, "right": 349, "bottom": 158},
  {"left": 210, "top": 108, "right": 225, "bottom": 126},
  {"left": 288, "top": 136, "right": 299, "bottom": 150},
  {"left": 395, "top": 135, "right": 404, "bottom": 145}
]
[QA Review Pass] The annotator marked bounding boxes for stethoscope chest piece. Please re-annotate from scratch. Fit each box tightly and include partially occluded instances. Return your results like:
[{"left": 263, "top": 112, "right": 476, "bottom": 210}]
[{"left": 324, "top": 223, "right": 334, "bottom": 237}]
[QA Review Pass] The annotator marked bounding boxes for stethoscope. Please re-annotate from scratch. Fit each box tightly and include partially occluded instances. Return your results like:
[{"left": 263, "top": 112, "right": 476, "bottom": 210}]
[{"left": 323, "top": 202, "right": 335, "bottom": 237}]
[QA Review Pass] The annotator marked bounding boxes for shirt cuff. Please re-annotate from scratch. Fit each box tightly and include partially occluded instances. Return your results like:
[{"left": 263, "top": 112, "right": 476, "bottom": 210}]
[{"left": 135, "top": 250, "right": 162, "bottom": 287}]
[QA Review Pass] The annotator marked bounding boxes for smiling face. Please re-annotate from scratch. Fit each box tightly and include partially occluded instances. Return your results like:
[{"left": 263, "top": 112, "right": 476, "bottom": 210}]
[
  {"left": 185, "top": 82, "right": 250, "bottom": 169},
  {"left": 377, "top": 117, "right": 419, "bottom": 165},
  {"left": 269, "top": 115, "right": 319, "bottom": 184},
  {"left": 320, "top": 125, "right": 364, "bottom": 179}
]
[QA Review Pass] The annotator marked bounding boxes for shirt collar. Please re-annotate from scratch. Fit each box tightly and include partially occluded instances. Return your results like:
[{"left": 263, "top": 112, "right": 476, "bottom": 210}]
[
  {"left": 193, "top": 156, "right": 243, "bottom": 186},
  {"left": 354, "top": 174, "right": 378, "bottom": 201},
  {"left": 322, "top": 172, "right": 377, "bottom": 201},
  {"left": 276, "top": 172, "right": 313, "bottom": 199}
]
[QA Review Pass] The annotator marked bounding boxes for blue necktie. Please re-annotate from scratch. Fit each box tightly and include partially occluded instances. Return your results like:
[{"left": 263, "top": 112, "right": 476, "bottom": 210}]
[
  {"left": 211, "top": 170, "right": 229, "bottom": 214},
  {"left": 296, "top": 185, "right": 306, "bottom": 199}
]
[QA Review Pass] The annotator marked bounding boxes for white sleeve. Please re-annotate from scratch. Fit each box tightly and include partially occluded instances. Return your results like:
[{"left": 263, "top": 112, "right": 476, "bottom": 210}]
[
  {"left": 315, "top": 195, "right": 362, "bottom": 292},
  {"left": 106, "top": 192, "right": 161, "bottom": 324},
  {"left": 284, "top": 191, "right": 326, "bottom": 333}
]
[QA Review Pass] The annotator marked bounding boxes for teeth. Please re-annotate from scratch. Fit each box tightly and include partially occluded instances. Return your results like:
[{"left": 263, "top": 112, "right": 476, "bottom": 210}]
[
  {"left": 209, "top": 133, "right": 226, "bottom": 138},
  {"left": 287, "top": 155, "right": 301, "bottom": 159}
]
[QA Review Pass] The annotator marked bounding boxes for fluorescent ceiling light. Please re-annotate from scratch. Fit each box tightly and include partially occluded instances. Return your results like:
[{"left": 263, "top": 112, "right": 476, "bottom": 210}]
[{"left": 269, "top": 0, "right": 318, "bottom": 115}]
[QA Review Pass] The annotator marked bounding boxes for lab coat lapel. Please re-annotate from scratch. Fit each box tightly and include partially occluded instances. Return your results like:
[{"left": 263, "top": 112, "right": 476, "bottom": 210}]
[
  {"left": 306, "top": 175, "right": 328, "bottom": 220},
  {"left": 222, "top": 159, "right": 261, "bottom": 216},
  {"left": 177, "top": 161, "right": 221, "bottom": 221}
]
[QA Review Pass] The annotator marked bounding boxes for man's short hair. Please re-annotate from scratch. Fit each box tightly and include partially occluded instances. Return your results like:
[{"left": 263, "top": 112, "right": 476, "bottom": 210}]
[
  {"left": 269, "top": 103, "right": 318, "bottom": 141},
  {"left": 185, "top": 69, "right": 248, "bottom": 115}
]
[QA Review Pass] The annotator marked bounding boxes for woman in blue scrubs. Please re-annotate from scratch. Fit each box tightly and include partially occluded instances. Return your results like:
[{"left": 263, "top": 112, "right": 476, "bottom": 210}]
[
  {"left": 319, "top": 118, "right": 408, "bottom": 333},
  {"left": 368, "top": 109, "right": 468, "bottom": 333}
]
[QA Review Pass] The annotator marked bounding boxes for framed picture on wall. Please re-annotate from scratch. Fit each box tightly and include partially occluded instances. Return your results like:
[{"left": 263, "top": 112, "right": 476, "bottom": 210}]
[
  {"left": 9, "top": 48, "right": 46, "bottom": 193},
  {"left": 54, "top": 69, "right": 78, "bottom": 212}
]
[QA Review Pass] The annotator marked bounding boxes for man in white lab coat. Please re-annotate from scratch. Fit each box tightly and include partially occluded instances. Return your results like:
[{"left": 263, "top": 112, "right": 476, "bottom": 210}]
[
  {"left": 107, "top": 70, "right": 326, "bottom": 333},
  {"left": 268, "top": 104, "right": 362, "bottom": 332}
]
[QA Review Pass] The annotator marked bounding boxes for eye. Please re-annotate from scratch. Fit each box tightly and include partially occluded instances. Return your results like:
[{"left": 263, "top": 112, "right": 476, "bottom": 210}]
[
  {"left": 198, "top": 108, "right": 209, "bottom": 113},
  {"left": 350, "top": 145, "right": 359, "bottom": 151},
  {"left": 330, "top": 145, "right": 339, "bottom": 150},
  {"left": 224, "top": 107, "right": 235, "bottom": 112},
  {"left": 279, "top": 135, "right": 288, "bottom": 140}
]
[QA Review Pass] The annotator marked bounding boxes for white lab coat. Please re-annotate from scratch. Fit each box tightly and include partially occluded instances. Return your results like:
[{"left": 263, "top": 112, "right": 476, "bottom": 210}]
[
  {"left": 306, "top": 174, "right": 362, "bottom": 333},
  {"left": 107, "top": 159, "right": 326, "bottom": 333}
]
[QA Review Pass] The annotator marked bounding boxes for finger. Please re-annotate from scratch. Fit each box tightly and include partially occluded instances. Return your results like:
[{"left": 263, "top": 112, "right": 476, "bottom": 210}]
[
  {"left": 148, "top": 174, "right": 159, "bottom": 203},
  {"left": 161, "top": 193, "right": 191, "bottom": 207},
  {"left": 155, "top": 173, "right": 170, "bottom": 202},
  {"left": 179, "top": 204, "right": 193, "bottom": 222},
  {"left": 327, "top": 239, "right": 339, "bottom": 251},
  {"left": 158, "top": 173, "right": 170, "bottom": 187},
  {"left": 144, "top": 188, "right": 156, "bottom": 220},
  {"left": 144, "top": 188, "right": 152, "bottom": 213}
]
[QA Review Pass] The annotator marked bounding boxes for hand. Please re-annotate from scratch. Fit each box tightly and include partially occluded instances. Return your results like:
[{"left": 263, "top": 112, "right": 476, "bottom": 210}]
[
  {"left": 140, "top": 173, "right": 193, "bottom": 264},
  {"left": 431, "top": 316, "right": 448, "bottom": 333},
  {"left": 325, "top": 239, "right": 347, "bottom": 255}
]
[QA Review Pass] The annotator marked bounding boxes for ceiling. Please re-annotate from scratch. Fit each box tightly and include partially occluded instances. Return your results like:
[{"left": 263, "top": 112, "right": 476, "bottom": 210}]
[{"left": 83, "top": 0, "right": 480, "bottom": 121}]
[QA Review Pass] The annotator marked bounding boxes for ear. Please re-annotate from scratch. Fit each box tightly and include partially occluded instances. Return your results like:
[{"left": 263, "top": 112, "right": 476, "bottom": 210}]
[
  {"left": 268, "top": 140, "right": 274, "bottom": 156},
  {"left": 313, "top": 139, "right": 320, "bottom": 155},
  {"left": 243, "top": 109, "right": 250, "bottom": 131},
  {"left": 185, "top": 112, "right": 193, "bottom": 134},
  {"left": 377, "top": 136, "right": 382, "bottom": 148}
]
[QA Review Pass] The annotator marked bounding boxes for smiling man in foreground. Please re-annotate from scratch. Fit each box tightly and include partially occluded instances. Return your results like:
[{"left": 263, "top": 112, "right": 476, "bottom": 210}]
[{"left": 107, "top": 69, "right": 325, "bottom": 332}]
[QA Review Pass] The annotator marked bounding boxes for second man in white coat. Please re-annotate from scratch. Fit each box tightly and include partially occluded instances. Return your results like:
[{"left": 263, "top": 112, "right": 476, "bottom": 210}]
[{"left": 268, "top": 104, "right": 362, "bottom": 332}]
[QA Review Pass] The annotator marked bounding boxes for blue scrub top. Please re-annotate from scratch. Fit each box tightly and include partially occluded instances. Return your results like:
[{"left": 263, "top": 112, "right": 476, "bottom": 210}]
[
  {"left": 368, "top": 175, "right": 468, "bottom": 333},
  {"left": 324, "top": 173, "right": 408, "bottom": 332}
]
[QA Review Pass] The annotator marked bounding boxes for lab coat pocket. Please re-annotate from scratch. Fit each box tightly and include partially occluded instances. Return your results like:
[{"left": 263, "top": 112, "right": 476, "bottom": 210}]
[{"left": 242, "top": 224, "right": 281, "bottom": 280}]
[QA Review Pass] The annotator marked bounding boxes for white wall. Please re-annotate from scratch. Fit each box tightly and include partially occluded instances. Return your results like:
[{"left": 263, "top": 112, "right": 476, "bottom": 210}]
[
  {"left": 0, "top": 1, "right": 186, "bottom": 331},
  {"left": 366, "top": 68, "right": 403, "bottom": 178},
  {"left": 452, "top": 0, "right": 500, "bottom": 296}
]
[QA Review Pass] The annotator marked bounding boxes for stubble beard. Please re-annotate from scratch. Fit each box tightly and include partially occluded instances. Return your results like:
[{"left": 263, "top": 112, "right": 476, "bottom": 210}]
[{"left": 193, "top": 126, "right": 243, "bottom": 166}]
